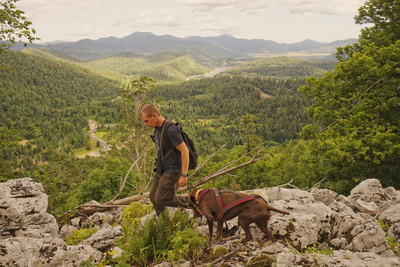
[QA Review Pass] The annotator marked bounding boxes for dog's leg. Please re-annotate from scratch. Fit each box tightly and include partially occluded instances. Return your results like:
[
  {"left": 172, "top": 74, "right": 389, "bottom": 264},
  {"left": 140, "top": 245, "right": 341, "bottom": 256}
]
[
  {"left": 238, "top": 217, "right": 253, "bottom": 243},
  {"left": 256, "top": 220, "right": 278, "bottom": 243},
  {"left": 207, "top": 219, "right": 214, "bottom": 244},
  {"left": 216, "top": 221, "right": 223, "bottom": 242}
]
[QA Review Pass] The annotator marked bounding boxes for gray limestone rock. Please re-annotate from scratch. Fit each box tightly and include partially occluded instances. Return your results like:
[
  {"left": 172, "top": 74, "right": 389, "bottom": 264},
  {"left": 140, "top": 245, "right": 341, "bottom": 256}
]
[
  {"left": 0, "top": 237, "right": 102, "bottom": 267},
  {"left": 311, "top": 188, "right": 337, "bottom": 206},
  {"left": 81, "top": 226, "right": 122, "bottom": 252},
  {"left": 0, "top": 178, "right": 58, "bottom": 239}
]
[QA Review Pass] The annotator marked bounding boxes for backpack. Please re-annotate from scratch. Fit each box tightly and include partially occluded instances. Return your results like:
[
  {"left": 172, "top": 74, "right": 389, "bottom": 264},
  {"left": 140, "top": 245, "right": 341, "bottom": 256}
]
[{"left": 160, "top": 120, "right": 198, "bottom": 170}]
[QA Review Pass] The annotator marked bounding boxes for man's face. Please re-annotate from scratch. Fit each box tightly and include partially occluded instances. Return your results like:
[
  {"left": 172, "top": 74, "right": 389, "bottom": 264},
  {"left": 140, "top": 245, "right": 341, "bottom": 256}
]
[{"left": 141, "top": 113, "right": 158, "bottom": 128}]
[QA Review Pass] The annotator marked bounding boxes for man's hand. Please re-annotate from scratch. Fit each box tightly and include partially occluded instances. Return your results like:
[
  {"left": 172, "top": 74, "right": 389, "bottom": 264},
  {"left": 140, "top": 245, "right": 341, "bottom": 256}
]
[{"left": 178, "top": 176, "right": 188, "bottom": 187}]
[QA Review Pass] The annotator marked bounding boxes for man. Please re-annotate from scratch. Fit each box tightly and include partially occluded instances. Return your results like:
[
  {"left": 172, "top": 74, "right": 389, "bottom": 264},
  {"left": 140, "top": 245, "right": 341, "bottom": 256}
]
[{"left": 140, "top": 104, "right": 192, "bottom": 216}]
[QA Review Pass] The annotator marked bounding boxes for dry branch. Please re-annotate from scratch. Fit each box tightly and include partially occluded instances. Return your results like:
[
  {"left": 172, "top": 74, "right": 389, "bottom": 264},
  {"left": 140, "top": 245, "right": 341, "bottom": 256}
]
[
  {"left": 57, "top": 145, "right": 268, "bottom": 222},
  {"left": 111, "top": 146, "right": 153, "bottom": 202},
  {"left": 197, "top": 247, "right": 241, "bottom": 267}
]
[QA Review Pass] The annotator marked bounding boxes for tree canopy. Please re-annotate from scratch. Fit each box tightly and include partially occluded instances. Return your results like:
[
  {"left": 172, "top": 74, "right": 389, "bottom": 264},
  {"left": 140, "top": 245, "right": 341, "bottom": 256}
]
[
  {"left": 0, "top": 0, "right": 39, "bottom": 54},
  {"left": 298, "top": 0, "right": 400, "bottom": 190}
]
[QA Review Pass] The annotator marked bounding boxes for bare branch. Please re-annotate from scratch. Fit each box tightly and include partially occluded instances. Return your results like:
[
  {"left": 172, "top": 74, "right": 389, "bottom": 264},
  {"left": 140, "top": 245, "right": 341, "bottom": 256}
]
[
  {"left": 57, "top": 145, "right": 269, "bottom": 222},
  {"left": 188, "top": 144, "right": 225, "bottom": 179},
  {"left": 308, "top": 178, "right": 326, "bottom": 191},
  {"left": 217, "top": 145, "right": 263, "bottom": 173},
  {"left": 276, "top": 179, "right": 295, "bottom": 188},
  {"left": 110, "top": 146, "right": 153, "bottom": 202},
  {"left": 197, "top": 247, "right": 241, "bottom": 267}
]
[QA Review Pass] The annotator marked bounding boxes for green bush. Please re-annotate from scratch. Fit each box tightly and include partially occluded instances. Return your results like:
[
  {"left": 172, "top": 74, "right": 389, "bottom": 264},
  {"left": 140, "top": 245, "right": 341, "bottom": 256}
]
[
  {"left": 304, "top": 243, "right": 334, "bottom": 255},
  {"left": 387, "top": 237, "right": 400, "bottom": 253},
  {"left": 121, "top": 202, "right": 153, "bottom": 222},
  {"left": 117, "top": 208, "right": 206, "bottom": 266},
  {"left": 66, "top": 227, "right": 99, "bottom": 245},
  {"left": 168, "top": 228, "right": 206, "bottom": 262}
]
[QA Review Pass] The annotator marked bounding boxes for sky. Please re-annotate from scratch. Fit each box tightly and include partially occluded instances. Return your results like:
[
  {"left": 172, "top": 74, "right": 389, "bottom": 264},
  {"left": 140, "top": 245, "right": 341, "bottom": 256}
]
[{"left": 16, "top": 0, "right": 367, "bottom": 44}]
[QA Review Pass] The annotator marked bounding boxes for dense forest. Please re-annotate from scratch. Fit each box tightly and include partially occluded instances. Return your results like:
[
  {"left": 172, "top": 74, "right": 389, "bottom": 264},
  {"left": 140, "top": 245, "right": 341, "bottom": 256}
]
[
  {"left": 0, "top": 50, "right": 122, "bottom": 201},
  {"left": 0, "top": 50, "right": 324, "bottom": 214},
  {"left": 1, "top": 0, "right": 400, "bottom": 217},
  {"left": 156, "top": 76, "right": 313, "bottom": 154}
]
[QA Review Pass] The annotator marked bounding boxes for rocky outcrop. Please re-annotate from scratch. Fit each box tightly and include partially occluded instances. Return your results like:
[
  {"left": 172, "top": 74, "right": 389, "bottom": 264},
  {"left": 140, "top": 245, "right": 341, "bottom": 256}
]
[
  {"left": 0, "top": 178, "right": 103, "bottom": 266},
  {"left": 1, "top": 177, "right": 400, "bottom": 266}
]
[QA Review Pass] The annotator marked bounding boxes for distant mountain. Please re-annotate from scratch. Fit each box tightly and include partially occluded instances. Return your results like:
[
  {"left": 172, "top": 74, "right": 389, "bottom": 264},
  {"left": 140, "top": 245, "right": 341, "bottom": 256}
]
[{"left": 19, "top": 32, "right": 358, "bottom": 62}]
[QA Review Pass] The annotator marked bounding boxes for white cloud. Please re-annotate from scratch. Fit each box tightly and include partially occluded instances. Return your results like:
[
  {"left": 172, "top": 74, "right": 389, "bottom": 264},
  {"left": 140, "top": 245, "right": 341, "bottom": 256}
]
[
  {"left": 279, "top": 0, "right": 364, "bottom": 15},
  {"left": 16, "top": 0, "right": 365, "bottom": 43}
]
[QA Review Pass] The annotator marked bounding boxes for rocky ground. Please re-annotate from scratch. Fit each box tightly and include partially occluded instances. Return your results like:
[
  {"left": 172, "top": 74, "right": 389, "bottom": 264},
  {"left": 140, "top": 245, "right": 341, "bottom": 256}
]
[{"left": 1, "top": 177, "right": 400, "bottom": 266}]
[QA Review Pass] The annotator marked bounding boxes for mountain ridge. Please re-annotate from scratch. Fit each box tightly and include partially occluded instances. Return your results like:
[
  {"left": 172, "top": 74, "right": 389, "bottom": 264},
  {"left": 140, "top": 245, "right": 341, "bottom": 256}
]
[{"left": 18, "top": 32, "right": 357, "bottom": 61}]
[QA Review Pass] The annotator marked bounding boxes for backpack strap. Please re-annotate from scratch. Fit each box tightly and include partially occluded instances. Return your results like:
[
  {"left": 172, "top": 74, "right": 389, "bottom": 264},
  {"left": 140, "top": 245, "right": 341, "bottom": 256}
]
[{"left": 160, "top": 120, "right": 174, "bottom": 160}]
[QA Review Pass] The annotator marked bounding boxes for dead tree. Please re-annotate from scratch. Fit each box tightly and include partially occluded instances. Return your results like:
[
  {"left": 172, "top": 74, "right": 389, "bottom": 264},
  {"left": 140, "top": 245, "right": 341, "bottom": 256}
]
[{"left": 57, "top": 146, "right": 268, "bottom": 223}]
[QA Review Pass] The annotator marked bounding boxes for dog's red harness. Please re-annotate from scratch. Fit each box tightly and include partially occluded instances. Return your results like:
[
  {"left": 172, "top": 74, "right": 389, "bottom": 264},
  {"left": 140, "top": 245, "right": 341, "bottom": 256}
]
[{"left": 195, "top": 188, "right": 257, "bottom": 221}]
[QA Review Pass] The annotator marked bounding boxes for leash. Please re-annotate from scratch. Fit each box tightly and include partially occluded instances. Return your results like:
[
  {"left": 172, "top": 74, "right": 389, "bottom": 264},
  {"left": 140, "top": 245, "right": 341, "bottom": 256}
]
[{"left": 175, "top": 180, "right": 194, "bottom": 207}]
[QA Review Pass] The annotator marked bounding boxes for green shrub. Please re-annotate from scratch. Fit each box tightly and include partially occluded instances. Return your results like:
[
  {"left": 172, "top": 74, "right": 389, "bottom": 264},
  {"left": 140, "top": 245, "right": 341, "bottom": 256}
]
[
  {"left": 378, "top": 219, "right": 390, "bottom": 233},
  {"left": 116, "top": 208, "right": 207, "bottom": 266},
  {"left": 304, "top": 243, "right": 334, "bottom": 255},
  {"left": 387, "top": 237, "right": 400, "bottom": 252},
  {"left": 168, "top": 228, "right": 207, "bottom": 262},
  {"left": 66, "top": 227, "right": 99, "bottom": 245},
  {"left": 121, "top": 202, "right": 153, "bottom": 221}
]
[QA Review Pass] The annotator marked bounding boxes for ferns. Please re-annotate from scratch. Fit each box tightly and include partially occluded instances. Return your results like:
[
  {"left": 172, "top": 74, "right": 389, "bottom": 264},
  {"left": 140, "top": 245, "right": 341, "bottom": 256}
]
[{"left": 117, "top": 207, "right": 206, "bottom": 266}]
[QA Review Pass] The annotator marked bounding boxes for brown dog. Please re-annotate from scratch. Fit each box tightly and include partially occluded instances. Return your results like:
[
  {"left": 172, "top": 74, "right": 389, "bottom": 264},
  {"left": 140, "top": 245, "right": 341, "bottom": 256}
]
[{"left": 189, "top": 188, "right": 290, "bottom": 244}]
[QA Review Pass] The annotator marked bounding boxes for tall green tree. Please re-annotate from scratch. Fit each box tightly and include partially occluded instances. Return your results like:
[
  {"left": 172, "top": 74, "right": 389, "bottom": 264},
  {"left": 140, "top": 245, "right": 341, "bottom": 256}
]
[
  {"left": 110, "top": 76, "right": 156, "bottom": 194},
  {"left": 299, "top": 0, "right": 400, "bottom": 190},
  {"left": 238, "top": 114, "right": 261, "bottom": 153}
]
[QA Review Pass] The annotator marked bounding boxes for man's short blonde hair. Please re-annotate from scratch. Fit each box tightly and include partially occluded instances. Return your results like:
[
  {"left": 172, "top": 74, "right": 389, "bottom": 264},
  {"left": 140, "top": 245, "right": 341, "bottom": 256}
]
[{"left": 141, "top": 104, "right": 161, "bottom": 117}]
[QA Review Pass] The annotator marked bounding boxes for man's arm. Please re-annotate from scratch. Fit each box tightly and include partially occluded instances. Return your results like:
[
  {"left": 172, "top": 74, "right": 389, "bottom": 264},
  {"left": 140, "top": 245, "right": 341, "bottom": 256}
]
[{"left": 175, "top": 142, "right": 189, "bottom": 187}]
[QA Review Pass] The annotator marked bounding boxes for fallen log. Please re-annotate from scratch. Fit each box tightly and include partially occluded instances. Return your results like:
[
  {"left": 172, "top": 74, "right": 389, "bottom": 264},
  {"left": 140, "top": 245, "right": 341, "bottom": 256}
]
[{"left": 57, "top": 146, "right": 267, "bottom": 223}]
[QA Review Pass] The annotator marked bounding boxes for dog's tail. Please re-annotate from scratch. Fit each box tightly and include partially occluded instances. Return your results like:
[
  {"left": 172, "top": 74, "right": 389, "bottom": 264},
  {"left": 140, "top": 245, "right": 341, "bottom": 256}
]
[{"left": 255, "top": 195, "right": 290, "bottom": 215}]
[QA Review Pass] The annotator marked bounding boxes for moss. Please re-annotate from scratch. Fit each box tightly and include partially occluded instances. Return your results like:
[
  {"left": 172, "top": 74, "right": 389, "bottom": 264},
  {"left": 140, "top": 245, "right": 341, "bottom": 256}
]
[
  {"left": 247, "top": 254, "right": 273, "bottom": 267},
  {"left": 286, "top": 221, "right": 296, "bottom": 232},
  {"left": 209, "top": 246, "right": 228, "bottom": 261},
  {"left": 346, "top": 233, "right": 355, "bottom": 243},
  {"left": 378, "top": 219, "right": 391, "bottom": 233},
  {"left": 65, "top": 226, "right": 99, "bottom": 245}
]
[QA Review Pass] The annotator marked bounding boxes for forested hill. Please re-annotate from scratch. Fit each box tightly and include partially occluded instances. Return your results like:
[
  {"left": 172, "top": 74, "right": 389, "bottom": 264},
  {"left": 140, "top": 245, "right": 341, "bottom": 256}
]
[
  {"left": 224, "top": 57, "right": 336, "bottom": 79},
  {"left": 0, "top": 48, "right": 325, "bottom": 213},
  {"left": 154, "top": 76, "right": 314, "bottom": 154},
  {"left": 22, "top": 48, "right": 211, "bottom": 84},
  {"left": 0, "top": 50, "right": 120, "bottom": 167}
]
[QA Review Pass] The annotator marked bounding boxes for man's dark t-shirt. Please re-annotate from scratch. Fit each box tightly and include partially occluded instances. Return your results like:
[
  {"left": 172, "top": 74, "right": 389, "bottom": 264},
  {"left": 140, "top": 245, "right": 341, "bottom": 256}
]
[{"left": 155, "top": 120, "right": 184, "bottom": 174}]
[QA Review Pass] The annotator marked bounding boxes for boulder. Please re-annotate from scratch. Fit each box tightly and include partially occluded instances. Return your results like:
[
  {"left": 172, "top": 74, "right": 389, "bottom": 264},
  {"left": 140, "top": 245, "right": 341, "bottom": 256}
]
[
  {"left": 0, "top": 178, "right": 58, "bottom": 239},
  {"left": 348, "top": 178, "right": 388, "bottom": 205},
  {"left": 311, "top": 188, "right": 337, "bottom": 206},
  {"left": 388, "top": 223, "right": 400, "bottom": 240},
  {"left": 276, "top": 250, "right": 400, "bottom": 266},
  {"left": 0, "top": 178, "right": 103, "bottom": 266},
  {"left": 379, "top": 203, "right": 400, "bottom": 224},
  {"left": 81, "top": 226, "right": 122, "bottom": 252},
  {"left": 0, "top": 237, "right": 102, "bottom": 266},
  {"left": 59, "top": 224, "right": 78, "bottom": 240},
  {"left": 3, "top": 177, "right": 400, "bottom": 266},
  {"left": 267, "top": 187, "right": 315, "bottom": 204},
  {"left": 350, "top": 218, "right": 395, "bottom": 257},
  {"left": 329, "top": 201, "right": 365, "bottom": 239}
]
